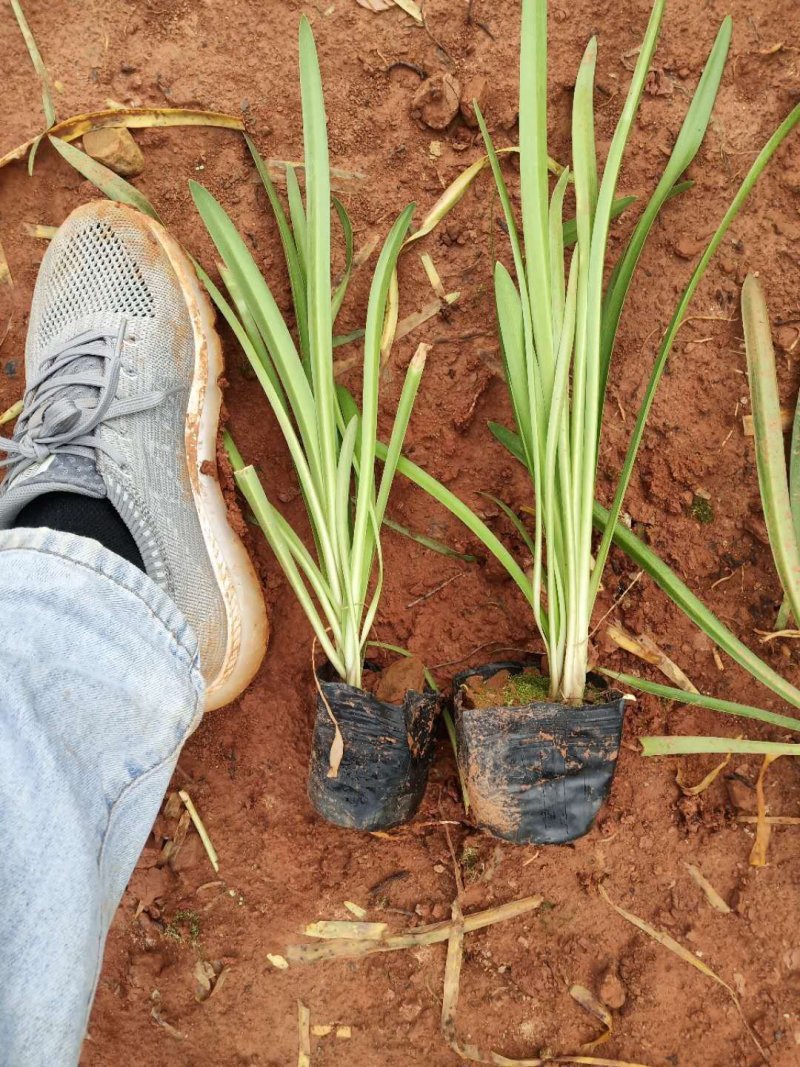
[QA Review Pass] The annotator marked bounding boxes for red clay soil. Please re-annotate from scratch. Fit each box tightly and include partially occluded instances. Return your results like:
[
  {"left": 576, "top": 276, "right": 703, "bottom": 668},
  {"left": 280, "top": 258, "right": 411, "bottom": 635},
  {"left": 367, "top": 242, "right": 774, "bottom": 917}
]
[{"left": 2, "top": 2, "right": 800, "bottom": 1064}]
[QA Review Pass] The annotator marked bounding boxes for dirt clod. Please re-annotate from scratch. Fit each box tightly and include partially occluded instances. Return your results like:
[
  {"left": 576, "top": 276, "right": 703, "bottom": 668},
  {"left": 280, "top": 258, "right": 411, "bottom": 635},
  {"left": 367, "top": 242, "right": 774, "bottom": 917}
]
[
  {"left": 599, "top": 965, "right": 627, "bottom": 1010},
  {"left": 726, "top": 776, "right": 757, "bottom": 813},
  {"left": 82, "top": 127, "right": 145, "bottom": 177},
  {"left": 411, "top": 73, "right": 461, "bottom": 130},
  {"left": 373, "top": 656, "right": 426, "bottom": 703}
]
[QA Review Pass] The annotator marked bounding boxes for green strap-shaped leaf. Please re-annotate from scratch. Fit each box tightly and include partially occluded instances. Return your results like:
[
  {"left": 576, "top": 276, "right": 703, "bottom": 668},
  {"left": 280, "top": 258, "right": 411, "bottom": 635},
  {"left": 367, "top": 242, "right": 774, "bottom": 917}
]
[
  {"left": 49, "top": 136, "right": 160, "bottom": 219},
  {"left": 593, "top": 500, "right": 800, "bottom": 710},
  {"left": 742, "top": 273, "right": 800, "bottom": 627},
  {"left": 589, "top": 100, "right": 800, "bottom": 612},
  {"left": 599, "top": 668, "right": 800, "bottom": 732},
  {"left": 246, "top": 136, "right": 311, "bottom": 373},
  {"left": 599, "top": 18, "right": 732, "bottom": 404}
]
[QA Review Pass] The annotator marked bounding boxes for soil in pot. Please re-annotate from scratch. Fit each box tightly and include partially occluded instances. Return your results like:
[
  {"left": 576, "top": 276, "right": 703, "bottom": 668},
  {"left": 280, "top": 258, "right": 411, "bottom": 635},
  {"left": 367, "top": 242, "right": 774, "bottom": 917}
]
[
  {"left": 308, "top": 657, "right": 439, "bottom": 832},
  {"left": 454, "top": 661, "right": 625, "bottom": 846}
]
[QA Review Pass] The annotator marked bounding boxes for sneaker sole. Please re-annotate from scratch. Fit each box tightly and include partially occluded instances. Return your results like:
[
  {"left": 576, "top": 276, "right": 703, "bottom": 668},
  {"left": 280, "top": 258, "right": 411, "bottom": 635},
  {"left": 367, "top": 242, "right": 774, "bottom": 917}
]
[{"left": 133, "top": 207, "right": 269, "bottom": 710}]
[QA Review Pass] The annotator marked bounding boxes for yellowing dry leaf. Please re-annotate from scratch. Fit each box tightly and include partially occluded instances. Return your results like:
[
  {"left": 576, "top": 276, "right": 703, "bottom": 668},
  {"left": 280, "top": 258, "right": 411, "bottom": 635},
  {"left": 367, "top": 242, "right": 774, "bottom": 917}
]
[
  {"left": 0, "top": 107, "right": 244, "bottom": 170},
  {"left": 421, "top": 252, "right": 448, "bottom": 300},
  {"left": 267, "top": 953, "right": 289, "bottom": 969},
  {"left": 179, "top": 789, "right": 219, "bottom": 873},
  {"left": 737, "top": 814, "right": 800, "bottom": 825},
  {"left": 194, "top": 959, "right": 215, "bottom": 1001},
  {"left": 750, "top": 754, "right": 782, "bottom": 867},
  {"left": 0, "top": 400, "right": 23, "bottom": 427},
  {"left": 151, "top": 1007, "right": 185, "bottom": 1040},
  {"left": 395, "top": 293, "right": 460, "bottom": 342},
  {"left": 676, "top": 753, "right": 732, "bottom": 796},
  {"left": 685, "top": 864, "right": 731, "bottom": 914},
  {"left": 392, "top": 0, "right": 423, "bottom": 19},
  {"left": 287, "top": 895, "right": 543, "bottom": 964},
  {"left": 22, "top": 223, "right": 57, "bottom": 239},
  {"left": 380, "top": 267, "right": 400, "bottom": 364},
  {"left": 0, "top": 237, "right": 12, "bottom": 287},
  {"left": 442, "top": 896, "right": 651, "bottom": 1065},
  {"left": 742, "top": 409, "right": 791, "bottom": 436},
  {"left": 313, "top": 666, "right": 344, "bottom": 778},
  {"left": 606, "top": 622, "right": 697, "bottom": 693},
  {"left": 570, "top": 984, "right": 612, "bottom": 1051},
  {"left": 10, "top": 0, "right": 56, "bottom": 128},
  {"left": 355, "top": 0, "right": 422, "bottom": 18}
]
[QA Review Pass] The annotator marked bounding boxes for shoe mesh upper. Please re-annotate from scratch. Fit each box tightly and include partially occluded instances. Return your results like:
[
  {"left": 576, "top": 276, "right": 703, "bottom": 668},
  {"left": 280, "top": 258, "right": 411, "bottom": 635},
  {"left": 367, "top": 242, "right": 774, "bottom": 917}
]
[{"left": 38, "top": 219, "right": 156, "bottom": 350}]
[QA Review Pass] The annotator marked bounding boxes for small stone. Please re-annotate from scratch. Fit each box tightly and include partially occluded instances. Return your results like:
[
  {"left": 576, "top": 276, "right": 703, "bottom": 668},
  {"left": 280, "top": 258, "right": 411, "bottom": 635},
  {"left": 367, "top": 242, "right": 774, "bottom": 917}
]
[
  {"left": 726, "top": 776, "right": 756, "bottom": 813},
  {"left": 599, "top": 966, "right": 626, "bottom": 1009},
  {"left": 460, "top": 75, "right": 487, "bottom": 127},
  {"left": 4, "top": 360, "right": 16, "bottom": 377},
  {"left": 674, "top": 234, "right": 706, "bottom": 260},
  {"left": 82, "top": 127, "right": 145, "bottom": 177},
  {"left": 411, "top": 72, "right": 461, "bottom": 130}
]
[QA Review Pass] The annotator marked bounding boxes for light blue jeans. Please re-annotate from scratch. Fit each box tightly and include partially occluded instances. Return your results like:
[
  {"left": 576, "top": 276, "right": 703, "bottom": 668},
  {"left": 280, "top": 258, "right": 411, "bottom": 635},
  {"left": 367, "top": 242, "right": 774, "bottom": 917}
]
[{"left": 0, "top": 527, "right": 204, "bottom": 1066}]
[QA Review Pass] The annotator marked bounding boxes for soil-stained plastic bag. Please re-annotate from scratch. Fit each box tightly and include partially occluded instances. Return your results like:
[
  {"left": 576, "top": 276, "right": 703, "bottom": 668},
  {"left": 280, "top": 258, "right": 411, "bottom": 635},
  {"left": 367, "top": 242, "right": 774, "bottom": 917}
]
[
  {"left": 453, "top": 661, "right": 625, "bottom": 845},
  {"left": 308, "top": 666, "right": 439, "bottom": 831}
]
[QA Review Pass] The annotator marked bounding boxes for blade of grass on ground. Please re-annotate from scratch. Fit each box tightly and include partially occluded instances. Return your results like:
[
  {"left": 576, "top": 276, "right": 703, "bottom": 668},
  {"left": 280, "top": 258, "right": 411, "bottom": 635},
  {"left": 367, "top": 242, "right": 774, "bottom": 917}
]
[
  {"left": 598, "top": 668, "right": 800, "bottom": 732},
  {"left": 742, "top": 273, "right": 800, "bottom": 627},
  {"left": 641, "top": 736, "right": 800, "bottom": 757},
  {"left": 594, "top": 500, "right": 800, "bottom": 709}
]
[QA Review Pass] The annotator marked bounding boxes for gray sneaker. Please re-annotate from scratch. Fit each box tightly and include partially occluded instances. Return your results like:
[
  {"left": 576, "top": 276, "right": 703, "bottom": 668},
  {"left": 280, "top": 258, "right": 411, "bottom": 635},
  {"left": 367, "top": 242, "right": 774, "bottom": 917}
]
[{"left": 0, "top": 200, "right": 268, "bottom": 709}]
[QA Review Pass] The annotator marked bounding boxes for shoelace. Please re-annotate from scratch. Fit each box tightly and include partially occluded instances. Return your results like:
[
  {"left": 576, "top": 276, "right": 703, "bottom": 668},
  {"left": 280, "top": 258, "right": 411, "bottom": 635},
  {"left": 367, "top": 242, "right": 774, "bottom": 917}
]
[{"left": 0, "top": 321, "right": 170, "bottom": 479}]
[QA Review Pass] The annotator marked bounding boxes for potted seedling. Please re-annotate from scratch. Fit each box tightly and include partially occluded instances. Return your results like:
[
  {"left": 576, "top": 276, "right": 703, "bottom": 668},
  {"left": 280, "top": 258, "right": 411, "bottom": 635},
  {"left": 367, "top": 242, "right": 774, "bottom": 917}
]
[
  {"left": 372, "top": 0, "right": 798, "bottom": 844},
  {"left": 434, "top": 0, "right": 732, "bottom": 844},
  {"left": 191, "top": 18, "right": 438, "bottom": 831}
]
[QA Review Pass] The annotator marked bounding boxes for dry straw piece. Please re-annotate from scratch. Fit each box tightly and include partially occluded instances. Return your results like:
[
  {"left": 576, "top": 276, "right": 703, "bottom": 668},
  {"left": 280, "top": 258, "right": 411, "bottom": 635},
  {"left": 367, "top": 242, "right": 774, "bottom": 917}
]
[
  {"left": 297, "top": 1001, "right": 311, "bottom": 1067},
  {"left": 178, "top": 790, "right": 220, "bottom": 873},
  {"left": 283, "top": 894, "right": 543, "bottom": 965},
  {"left": 569, "top": 985, "right": 613, "bottom": 1052}
]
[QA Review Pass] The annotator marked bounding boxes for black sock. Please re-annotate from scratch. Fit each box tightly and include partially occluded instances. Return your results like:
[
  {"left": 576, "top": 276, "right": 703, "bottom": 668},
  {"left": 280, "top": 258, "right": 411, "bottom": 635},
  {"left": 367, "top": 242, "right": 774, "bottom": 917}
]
[{"left": 15, "top": 492, "right": 146, "bottom": 571}]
